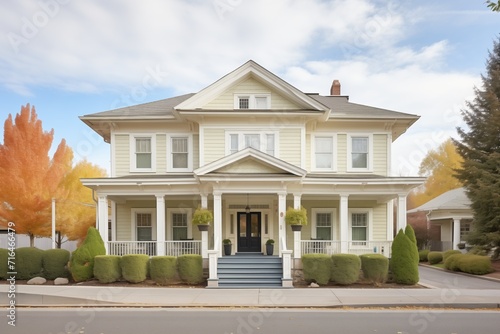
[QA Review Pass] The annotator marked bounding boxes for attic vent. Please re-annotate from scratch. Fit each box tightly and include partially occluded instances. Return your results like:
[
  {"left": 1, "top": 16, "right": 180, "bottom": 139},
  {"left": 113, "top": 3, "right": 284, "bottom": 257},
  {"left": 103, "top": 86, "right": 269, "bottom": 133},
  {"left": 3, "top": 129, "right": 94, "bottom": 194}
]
[{"left": 228, "top": 204, "right": 270, "bottom": 210}]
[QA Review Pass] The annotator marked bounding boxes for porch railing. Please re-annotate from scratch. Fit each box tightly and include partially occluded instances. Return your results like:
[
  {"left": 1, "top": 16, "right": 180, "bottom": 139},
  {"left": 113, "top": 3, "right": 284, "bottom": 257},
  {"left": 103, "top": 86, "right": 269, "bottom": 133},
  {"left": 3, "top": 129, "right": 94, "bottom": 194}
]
[
  {"left": 165, "top": 240, "right": 201, "bottom": 256},
  {"left": 107, "top": 240, "right": 202, "bottom": 256},
  {"left": 300, "top": 240, "right": 392, "bottom": 257}
]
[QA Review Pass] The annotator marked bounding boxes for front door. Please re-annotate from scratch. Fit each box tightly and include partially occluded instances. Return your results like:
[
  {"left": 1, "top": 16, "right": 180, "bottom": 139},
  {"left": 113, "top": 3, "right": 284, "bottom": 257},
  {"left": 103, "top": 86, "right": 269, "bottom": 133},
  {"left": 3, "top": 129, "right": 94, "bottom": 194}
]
[{"left": 237, "top": 212, "right": 261, "bottom": 252}]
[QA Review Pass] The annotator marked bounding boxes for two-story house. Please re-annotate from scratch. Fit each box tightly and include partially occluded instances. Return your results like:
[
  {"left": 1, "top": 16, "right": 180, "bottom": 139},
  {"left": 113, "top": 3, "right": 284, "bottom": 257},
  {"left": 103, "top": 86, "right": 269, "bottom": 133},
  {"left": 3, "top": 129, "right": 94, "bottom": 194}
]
[{"left": 80, "top": 60, "right": 424, "bottom": 287}]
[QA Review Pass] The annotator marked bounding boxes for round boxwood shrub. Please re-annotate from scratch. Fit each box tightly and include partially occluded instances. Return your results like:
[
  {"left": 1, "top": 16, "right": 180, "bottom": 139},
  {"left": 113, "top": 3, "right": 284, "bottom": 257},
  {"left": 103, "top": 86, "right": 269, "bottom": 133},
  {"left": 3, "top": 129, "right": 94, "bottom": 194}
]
[
  {"left": 359, "top": 254, "right": 388, "bottom": 285},
  {"left": 391, "top": 230, "right": 419, "bottom": 285},
  {"left": 16, "top": 247, "right": 44, "bottom": 280},
  {"left": 418, "top": 250, "right": 430, "bottom": 262},
  {"left": 94, "top": 255, "right": 122, "bottom": 283},
  {"left": 457, "top": 255, "right": 493, "bottom": 275},
  {"left": 444, "top": 253, "right": 462, "bottom": 271},
  {"left": 330, "top": 254, "right": 360, "bottom": 285},
  {"left": 302, "top": 254, "right": 332, "bottom": 286},
  {"left": 0, "top": 248, "right": 8, "bottom": 280},
  {"left": 42, "top": 249, "right": 70, "bottom": 280},
  {"left": 427, "top": 251, "right": 443, "bottom": 265},
  {"left": 177, "top": 254, "right": 203, "bottom": 284},
  {"left": 443, "top": 250, "right": 462, "bottom": 262},
  {"left": 150, "top": 256, "right": 177, "bottom": 285},
  {"left": 121, "top": 254, "right": 150, "bottom": 283},
  {"left": 69, "top": 227, "right": 106, "bottom": 282}
]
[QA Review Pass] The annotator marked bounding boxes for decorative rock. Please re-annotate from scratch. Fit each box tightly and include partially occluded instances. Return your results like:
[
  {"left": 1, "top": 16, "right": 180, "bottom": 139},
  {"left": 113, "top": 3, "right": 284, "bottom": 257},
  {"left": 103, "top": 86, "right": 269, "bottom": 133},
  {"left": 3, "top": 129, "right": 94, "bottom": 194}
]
[
  {"left": 309, "top": 282, "right": 319, "bottom": 288},
  {"left": 54, "top": 277, "right": 69, "bottom": 285},
  {"left": 27, "top": 277, "right": 47, "bottom": 285}
]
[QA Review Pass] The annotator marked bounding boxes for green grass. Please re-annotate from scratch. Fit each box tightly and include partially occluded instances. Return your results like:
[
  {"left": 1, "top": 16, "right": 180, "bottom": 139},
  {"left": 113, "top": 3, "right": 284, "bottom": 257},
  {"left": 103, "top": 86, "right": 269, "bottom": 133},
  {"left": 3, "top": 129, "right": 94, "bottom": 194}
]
[{"left": 431, "top": 263, "right": 445, "bottom": 269}]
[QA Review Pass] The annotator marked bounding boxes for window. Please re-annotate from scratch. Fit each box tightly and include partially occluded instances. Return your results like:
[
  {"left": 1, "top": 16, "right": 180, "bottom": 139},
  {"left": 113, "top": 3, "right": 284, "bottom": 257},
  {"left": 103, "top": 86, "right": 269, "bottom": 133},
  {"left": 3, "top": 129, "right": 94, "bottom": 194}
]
[
  {"left": 460, "top": 220, "right": 472, "bottom": 240},
  {"left": 311, "top": 208, "right": 336, "bottom": 240},
  {"left": 234, "top": 94, "right": 270, "bottom": 109},
  {"left": 130, "top": 135, "right": 156, "bottom": 172},
  {"left": 313, "top": 135, "right": 335, "bottom": 170},
  {"left": 239, "top": 97, "right": 250, "bottom": 109},
  {"left": 136, "top": 213, "right": 152, "bottom": 241},
  {"left": 255, "top": 96, "right": 268, "bottom": 109},
  {"left": 349, "top": 209, "right": 372, "bottom": 246},
  {"left": 167, "top": 135, "right": 192, "bottom": 172},
  {"left": 172, "top": 213, "right": 188, "bottom": 240},
  {"left": 347, "top": 134, "right": 372, "bottom": 171},
  {"left": 227, "top": 132, "right": 277, "bottom": 156},
  {"left": 244, "top": 134, "right": 260, "bottom": 149}
]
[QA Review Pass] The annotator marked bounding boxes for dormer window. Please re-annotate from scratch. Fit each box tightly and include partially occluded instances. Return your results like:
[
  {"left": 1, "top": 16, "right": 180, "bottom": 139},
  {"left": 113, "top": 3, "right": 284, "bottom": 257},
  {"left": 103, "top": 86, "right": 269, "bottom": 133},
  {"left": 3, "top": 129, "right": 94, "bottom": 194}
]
[{"left": 234, "top": 94, "right": 270, "bottom": 109}]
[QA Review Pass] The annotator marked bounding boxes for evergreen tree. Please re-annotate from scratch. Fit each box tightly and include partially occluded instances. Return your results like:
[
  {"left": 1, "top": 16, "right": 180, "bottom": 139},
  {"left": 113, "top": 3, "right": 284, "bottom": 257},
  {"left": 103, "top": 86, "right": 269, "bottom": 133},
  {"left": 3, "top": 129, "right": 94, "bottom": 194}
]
[{"left": 454, "top": 37, "right": 500, "bottom": 259}]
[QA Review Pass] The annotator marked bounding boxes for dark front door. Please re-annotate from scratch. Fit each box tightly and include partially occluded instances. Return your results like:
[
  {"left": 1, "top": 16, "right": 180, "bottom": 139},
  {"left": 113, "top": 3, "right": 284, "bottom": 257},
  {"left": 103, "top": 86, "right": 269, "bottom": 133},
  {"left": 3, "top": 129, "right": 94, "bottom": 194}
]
[{"left": 237, "top": 212, "right": 261, "bottom": 252}]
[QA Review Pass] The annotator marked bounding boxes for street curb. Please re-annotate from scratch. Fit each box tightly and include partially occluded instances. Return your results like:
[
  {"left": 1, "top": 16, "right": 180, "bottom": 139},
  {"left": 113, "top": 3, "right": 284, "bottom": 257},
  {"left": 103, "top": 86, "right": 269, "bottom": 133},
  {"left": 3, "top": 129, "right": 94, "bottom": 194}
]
[{"left": 419, "top": 264, "right": 500, "bottom": 283}]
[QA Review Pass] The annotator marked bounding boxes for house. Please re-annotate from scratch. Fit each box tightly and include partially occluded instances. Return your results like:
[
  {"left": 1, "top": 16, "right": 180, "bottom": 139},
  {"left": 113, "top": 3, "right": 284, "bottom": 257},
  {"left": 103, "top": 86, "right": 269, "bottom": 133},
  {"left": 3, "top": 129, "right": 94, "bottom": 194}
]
[
  {"left": 80, "top": 60, "right": 424, "bottom": 287},
  {"left": 407, "top": 187, "right": 472, "bottom": 251}
]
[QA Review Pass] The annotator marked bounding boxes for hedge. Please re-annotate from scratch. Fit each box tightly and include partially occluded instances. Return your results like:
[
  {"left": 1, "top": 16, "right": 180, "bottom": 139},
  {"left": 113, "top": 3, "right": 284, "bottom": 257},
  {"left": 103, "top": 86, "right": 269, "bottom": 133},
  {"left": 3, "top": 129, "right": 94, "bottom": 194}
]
[
  {"left": 16, "top": 247, "right": 44, "bottom": 280},
  {"left": 0, "top": 248, "right": 8, "bottom": 279},
  {"left": 428, "top": 251, "right": 443, "bottom": 265},
  {"left": 42, "top": 249, "right": 70, "bottom": 280},
  {"left": 445, "top": 254, "right": 493, "bottom": 275},
  {"left": 121, "top": 254, "right": 150, "bottom": 283},
  {"left": 444, "top": 254, "right": 462, "bottom": 271},
  {"left": 418, "top": 250, "right": 430, "bottom": 262},
  {"left": 391, "top": 229, "right": 419, "bottom": 285},
  {"left": 150, "top": 256, "right": 177, "bottom": 285},
  {"left": 69, "top": 227, "right": 106, "bottom": 282},
  {"left": 177, "top": 254, "right": 204, "bottom": 284},
  {"left": 94, "top": 255, "right": 122, "bottom": 283},
  {"left": 330, "top": 254, "right": 360, "bottom": 285},
  {"left": 359, "top": 254, "right": 388, "bottom": 285},
  {"left": 443, "top": 250, "right": 462, "bottom": 262}
]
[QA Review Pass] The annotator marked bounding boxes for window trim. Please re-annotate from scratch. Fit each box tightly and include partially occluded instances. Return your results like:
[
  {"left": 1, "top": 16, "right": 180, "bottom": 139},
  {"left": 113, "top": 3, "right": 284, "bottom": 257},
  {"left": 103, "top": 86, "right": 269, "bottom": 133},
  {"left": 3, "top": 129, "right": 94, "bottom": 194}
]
[
  {"left": 347, "top": 134, "right": 373, "bottom": 172},
  {"left": 131, "top": 208, "right": 156, "bottom": 241},
  {"left": 348, "top": 208, "right": 373, "bottom": 246},
  {"left": 166, "top": 208, "right": 193, "bottom": 240},
  {"left": 130, "top": 134, "right": 156, "bottom": 172},
  {"left": 225, "top": 130, "right": 279, "bottom": 157},
  {"left": 233, "top": 94, "right": 271, "bottom": 109},
  {"left": 167, "top": 134, "right": 193, "bottom": 172},
  {"left": 311, "top": 134, "right": 337, "bottom": 172},
  {"left": 311, "top": 208, "right": 337, "bottom": 240}
]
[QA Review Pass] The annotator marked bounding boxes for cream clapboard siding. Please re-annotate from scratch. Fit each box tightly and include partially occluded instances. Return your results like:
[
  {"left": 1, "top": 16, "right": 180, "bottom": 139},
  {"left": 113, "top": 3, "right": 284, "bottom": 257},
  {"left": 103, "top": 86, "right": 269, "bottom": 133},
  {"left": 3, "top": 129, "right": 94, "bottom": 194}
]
[
  {"left": 279, "top": 128, "right": 301, "bottom": 166},
  {"left": 114, "top": 134, "right": 130, "bottom": 177},
  {"left": 116, "top": 203, "right": 132, "bottom": 241},
  {"left": 305, "top": 134, "right": 311, "bottom": 171},
  {"left": 372, "top": 203, "right": 387, "bottom": 241},
  {"left": 336, "top": 134, "right": 347, "bottom": 173},
  {"left": 157, "top": 134, "right": 166, "bottom": 172},
  {"left": 373, "top": 134, "right": 387, "bottom": 176},
  {"left": 193, "top": 134, "right": 200, "bottom": 169},
  {"left": 204, "top": 77, "right": 301, "bottom": 110},
  {"left": 203, "top": 128, "right": 225, "bottom": 164}
]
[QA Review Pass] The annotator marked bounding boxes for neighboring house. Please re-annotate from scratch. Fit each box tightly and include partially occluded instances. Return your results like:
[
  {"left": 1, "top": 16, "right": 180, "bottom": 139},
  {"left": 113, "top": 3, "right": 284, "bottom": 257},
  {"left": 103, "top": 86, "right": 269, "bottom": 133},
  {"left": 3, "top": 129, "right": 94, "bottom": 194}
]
[
  {"left": 80, "top": 60, "right": 424, "bottom": 286},
  {"left": 407, "top": 187, "right": 472, "bottom": 251}
]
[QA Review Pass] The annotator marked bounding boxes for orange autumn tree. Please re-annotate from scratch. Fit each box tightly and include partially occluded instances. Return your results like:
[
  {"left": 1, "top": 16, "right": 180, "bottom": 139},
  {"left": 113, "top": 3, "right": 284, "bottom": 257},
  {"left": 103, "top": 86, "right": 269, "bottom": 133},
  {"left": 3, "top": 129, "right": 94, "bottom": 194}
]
[{"left": 0, "top": 104, "right": 72, "bottom": 246}]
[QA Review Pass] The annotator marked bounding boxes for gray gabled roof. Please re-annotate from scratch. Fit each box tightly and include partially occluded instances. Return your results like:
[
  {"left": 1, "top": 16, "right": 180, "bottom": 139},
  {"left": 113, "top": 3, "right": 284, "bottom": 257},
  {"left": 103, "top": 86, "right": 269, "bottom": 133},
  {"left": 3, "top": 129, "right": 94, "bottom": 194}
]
[{"left": 407, "top": 187, "right": 471, "bottom": 213}]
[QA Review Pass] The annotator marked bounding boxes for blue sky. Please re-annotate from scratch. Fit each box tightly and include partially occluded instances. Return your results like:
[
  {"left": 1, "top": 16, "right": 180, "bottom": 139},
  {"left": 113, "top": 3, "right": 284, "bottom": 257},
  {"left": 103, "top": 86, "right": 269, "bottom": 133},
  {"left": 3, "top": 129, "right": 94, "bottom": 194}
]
[{"left": 0, "top": 0, "right": 499, "bottom": 176}]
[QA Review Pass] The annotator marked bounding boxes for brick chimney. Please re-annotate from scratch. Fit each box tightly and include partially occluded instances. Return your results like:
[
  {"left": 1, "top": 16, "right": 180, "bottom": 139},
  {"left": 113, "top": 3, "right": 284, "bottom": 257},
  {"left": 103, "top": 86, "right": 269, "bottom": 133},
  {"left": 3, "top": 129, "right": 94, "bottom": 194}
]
[{"left": 330, "top": 79, "right": 341, "bottom": 95}]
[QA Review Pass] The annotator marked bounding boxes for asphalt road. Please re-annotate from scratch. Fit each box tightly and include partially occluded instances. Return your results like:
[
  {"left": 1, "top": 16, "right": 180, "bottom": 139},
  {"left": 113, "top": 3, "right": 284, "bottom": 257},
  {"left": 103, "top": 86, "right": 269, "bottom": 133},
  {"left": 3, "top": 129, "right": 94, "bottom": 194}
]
[
  {"left": 1, "top": 308, "right": 500, "bottom": 334},
  {"left": 419, "top": 265, "right": 500, "bottom": 289}
]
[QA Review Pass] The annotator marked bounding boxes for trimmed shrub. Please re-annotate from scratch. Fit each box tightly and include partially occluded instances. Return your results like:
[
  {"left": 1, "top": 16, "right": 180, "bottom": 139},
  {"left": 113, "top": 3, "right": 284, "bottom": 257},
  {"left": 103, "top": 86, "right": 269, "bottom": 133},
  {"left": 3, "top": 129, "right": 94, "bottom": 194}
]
[
  {"left": 69, "top": 227, "right": 106, "bottom": 282},
  {"left": 16, "top": 247, "right": 44, "bottom": 280},
  {"left": 428, "top": 251, "right": 443, "bottom": 265},
  {"left": 457, "top": 255, "right": 493, "bottom": 275},
  {"left": 443, "top": 250, "right": 462, "bottom": 262},
  {"left": 404, "top": 225, "right": 419, "bottom": 264},
  {"left": 418, "top": 250, "right": 430, "bottom": 262},
  {"left": 94, "top": 255, "right": 122, "bottom": 283},
  {"left": 391, "top": 229, "right": 419, "bottom": 285},
  {"left": 359, "top": 254, "right": 388, "bottom": 284},
  {"left": 42, "top": 249, "right": 70, "bottom": 279},
  {"left": 121, "top": 254, "right": 149, "bottom": 283},
  {"left": 0, "top": 248, "right": 8, "bottom": 279},
  {"left": 302, "top": 254, "right": 332, "bottom": 285},
  {"left": 150, "top": 256, "right": 177, "bottom": 285},
  {"left": 330, "top": 254, "right": 360, "bottom": 285},
  {"left": 177, "top": 254, "right": 204, "bottom": 284},
  {"left": 444, "top": 254, "right": 462, "bottom": 271}
]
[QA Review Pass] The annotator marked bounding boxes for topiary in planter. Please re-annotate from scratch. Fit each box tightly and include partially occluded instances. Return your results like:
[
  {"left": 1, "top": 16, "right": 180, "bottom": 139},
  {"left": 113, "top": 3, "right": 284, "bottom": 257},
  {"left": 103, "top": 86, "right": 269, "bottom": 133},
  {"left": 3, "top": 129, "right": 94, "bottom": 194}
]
[
  {"left": 331, "top": 254, "right": 360, "bottom": 285},
  {"left": 69, "top": 227, "right": 106, "bottom": 282},
  {"left": 0, "top": 248, "right": 8, "bottom": 279},
  {"left": 285, "top": 206, "right": 308, "bottom": 227},
  {"left": 94, "top": 255, "right": 122, "bottom": 283},
  {"left": 177, "top": 254, "right": 203, "bottom": 284},
  {"left": 302, "top": 254, "right": 332, "bottom": 285},
  {"left": 427, "top": 251, "right": 443, "bottom": 265},
  {"left": 121, "top": 254, "right": 150, "bottom": 283},
  {"left": 42, "top": 249, "right": 70, "bottom": 279},
  {"left": 418, "top": 250, "right": 430, "bottom": 262},
  {"left": 16, "top": 247, "right": 44, "bottom": 280},
  {"left": 390, "top": 229, "right": 419, "bottom": 285},
  {"left": 443, "top": 250, "right": 462, "bottom": 262},
  {"left": 359, "top": 254, "right": 388, "bottom": 285},
  {"left": 149, "top": 256, "right": 177, "bottom": 285}
]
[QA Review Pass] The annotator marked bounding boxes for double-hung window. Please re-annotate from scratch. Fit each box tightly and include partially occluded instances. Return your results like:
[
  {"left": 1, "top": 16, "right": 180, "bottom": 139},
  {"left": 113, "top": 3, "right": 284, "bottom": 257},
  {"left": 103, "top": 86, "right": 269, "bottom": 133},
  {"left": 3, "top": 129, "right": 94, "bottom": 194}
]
[
  {"left": 131, "top": 135, "right": 156, "bottom": 172},
  {"left": 349, "top": 209, "right": 371, "bottom": 246},
  {"left": 136, "top": 213, "right": 152, "bottom": 241},
  {"left": 227, "top": 131, "right": 277, "bottom": 157},
  {"left": 313, "top": 135, "right": 335, "bottom": 171},
  {"left": 348, "top": 134, "right": 372, "bottom": 171},
  {"left": 234, "top": 94, "right": 271, "bottom": 109},
  {"left": 167, "top": 135, "right": 192, "bottom": 172},
  {"left": 311, "top": 209, "right": 336, "bottom": 240},
  {"left": 172, "top": 213, "right": 188, "bottom": 240}
]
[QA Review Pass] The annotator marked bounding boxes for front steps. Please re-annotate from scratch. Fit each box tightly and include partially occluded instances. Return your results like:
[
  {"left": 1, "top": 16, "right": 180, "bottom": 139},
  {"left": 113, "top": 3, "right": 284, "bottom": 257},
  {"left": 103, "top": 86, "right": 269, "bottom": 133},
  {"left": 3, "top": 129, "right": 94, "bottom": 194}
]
[{"left": 216, "top": 253, "right": 283, "bottom": 288}]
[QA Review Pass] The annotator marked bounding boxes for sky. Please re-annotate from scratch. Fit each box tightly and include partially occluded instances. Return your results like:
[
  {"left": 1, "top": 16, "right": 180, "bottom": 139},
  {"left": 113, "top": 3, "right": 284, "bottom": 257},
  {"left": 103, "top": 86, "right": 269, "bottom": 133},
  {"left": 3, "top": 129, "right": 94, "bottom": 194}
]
[{"left": 0, "top": 0, "right": 499, "bottom": 176}]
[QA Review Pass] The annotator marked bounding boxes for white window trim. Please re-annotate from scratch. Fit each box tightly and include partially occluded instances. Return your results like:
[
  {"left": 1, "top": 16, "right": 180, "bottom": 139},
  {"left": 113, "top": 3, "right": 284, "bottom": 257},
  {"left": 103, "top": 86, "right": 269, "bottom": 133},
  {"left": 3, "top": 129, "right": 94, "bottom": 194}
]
[
  {"left": 233, "top": 94, "right": 271, "bottom": 109},
  {"left": 347, "top": 134, "right": 373, "bottom": 172},
  {"left": 348, "top": 208, "right": 373, "bottom": 246},
  {"left": 166, "top": 208, "right": 193, "bottom": 240},
  {"left": 225, "top": 130, "right": 279, "bottom": 157},
  {"left": 166, "top": 134, "right": 193, "bottom": 172},
  {"left": 130, "top": 208, "right": 157, "bottom": 241},
  {"left": 311, "top": 208, "right": 337, "bottom": 240},
  {"left": 311, "top": 134, "right": 337, "bottom": 172},
  {"left": 130, "top": 134, "right": 156, "bottom": 172}
]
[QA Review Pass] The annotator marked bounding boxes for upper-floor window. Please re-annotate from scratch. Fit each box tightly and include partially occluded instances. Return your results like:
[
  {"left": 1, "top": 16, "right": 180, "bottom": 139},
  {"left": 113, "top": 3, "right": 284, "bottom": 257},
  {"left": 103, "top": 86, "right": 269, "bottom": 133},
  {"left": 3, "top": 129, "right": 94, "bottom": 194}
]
[
  {"left": 234, "top": 94, "right": 271, "bottom": 109},
  {"left": 312, "top": 135, "right": 336, "bottom": 171},
  {"left": 167, "top": 134, "right": 192, "bottom": 172},
  {"left": 226, "top": 131, "right": 277, "bottom": 156},
  {"left": 347, "top": 134, "right": 372, "bottom": 172},
  {"left": 131, "top": 134, "right": 156, "bottom": 172}
]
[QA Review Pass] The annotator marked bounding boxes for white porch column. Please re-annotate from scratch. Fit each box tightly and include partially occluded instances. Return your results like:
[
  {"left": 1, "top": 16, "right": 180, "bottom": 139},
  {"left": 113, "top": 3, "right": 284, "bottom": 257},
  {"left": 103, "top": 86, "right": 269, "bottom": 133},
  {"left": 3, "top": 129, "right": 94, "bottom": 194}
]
[
  {"left": 156, "top": 195, "right": 166, "bottom": 256},
  {"left": 201, "top": 194, "right": 208, "bottom": 209},
  {"left": 110, "top": 201, "right": 117, "bottom": 241},
  {"left": 386, "top": 199, "right": 394, "bottom": 241},
  {"left": 293, "top": 231, "right": 301, "bottom": 259},
  {"left": 293, "top": 193, "right": 301, "bottom": 209},
  {"left": 339, "top": 194, "right": 349, "bottom": 253},
  {"left": 97, "top": 195, "right": 108, "bottom": 254},
  {"left": 213, "top": 192, "right": 222, "bottom": 257},
  {"left": 397, "top": 194, "right": 407, "bottom": 232},
  {"left": 453, "top": 218, "right": 461, "bottom": 250},
  {"left": 278, "top": 192, "right": 287, "bottom": 257},
  {"left": 200, "top": 194, "right": 209, "bottom": 258}
]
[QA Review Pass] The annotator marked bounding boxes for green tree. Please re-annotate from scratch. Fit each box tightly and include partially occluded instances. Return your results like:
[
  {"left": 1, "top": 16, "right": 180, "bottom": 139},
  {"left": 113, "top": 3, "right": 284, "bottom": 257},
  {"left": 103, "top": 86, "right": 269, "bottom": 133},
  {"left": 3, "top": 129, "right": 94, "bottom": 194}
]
[
  {"left": 454, "top": 37, "right": 500, "bottom": 259},
  {"left": 391, "top": 229, "right": 419, "bottom": 285},
  {"left": 486, "top": 1, "right": 500, "bottom": 11}
]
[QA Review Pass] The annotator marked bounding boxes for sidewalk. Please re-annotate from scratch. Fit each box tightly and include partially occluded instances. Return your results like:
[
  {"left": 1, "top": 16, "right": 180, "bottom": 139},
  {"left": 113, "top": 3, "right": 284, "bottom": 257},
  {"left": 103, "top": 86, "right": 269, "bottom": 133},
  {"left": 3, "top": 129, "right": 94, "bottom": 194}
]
[{"left": 1, "top": 284, "right": 500, "bottom": 309}]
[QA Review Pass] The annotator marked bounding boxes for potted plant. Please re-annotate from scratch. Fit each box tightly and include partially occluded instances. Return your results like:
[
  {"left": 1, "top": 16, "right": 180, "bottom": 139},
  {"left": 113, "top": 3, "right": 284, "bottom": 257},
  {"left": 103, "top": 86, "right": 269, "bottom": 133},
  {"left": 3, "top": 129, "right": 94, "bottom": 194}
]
[
  {"left": 223, "top": 239, "right": 232, "bottom": 256},
  {"left": 285, "top": 206, "right": 308, "bottom": 231},
  {"left": 457, "top": 242, "right": 466, "bottom": 250},
  {"left": 265, "top": 239, "right": 275, "bottom": 256},
  {"left": 192, "top": 207, "right": 213, "bottom": 231}
]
